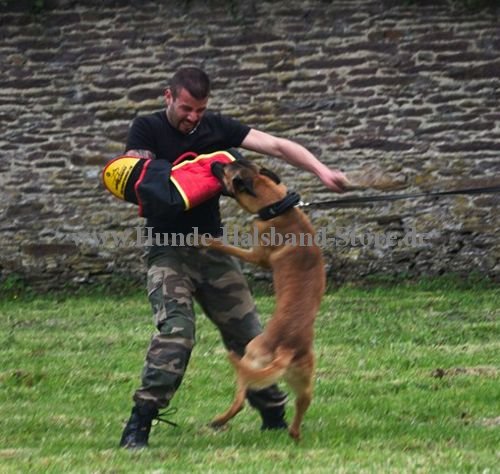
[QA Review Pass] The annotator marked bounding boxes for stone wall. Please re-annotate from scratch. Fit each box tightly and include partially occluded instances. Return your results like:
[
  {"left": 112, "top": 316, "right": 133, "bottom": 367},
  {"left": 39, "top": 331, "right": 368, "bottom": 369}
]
[{"left": 1, "top": 0, "right": 499, "bottom": 290}]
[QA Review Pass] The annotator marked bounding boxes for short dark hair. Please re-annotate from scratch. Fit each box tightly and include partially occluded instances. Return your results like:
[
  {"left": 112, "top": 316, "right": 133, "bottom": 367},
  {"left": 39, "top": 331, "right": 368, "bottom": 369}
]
[{"left": 170, "top": 67, "right": 210, "bottom": 100}]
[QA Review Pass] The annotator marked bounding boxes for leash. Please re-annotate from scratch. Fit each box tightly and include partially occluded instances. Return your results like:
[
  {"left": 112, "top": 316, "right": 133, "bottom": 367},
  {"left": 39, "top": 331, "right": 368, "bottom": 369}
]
[{"left": 299, "top": 185, "right": 500, "bottom": 209}]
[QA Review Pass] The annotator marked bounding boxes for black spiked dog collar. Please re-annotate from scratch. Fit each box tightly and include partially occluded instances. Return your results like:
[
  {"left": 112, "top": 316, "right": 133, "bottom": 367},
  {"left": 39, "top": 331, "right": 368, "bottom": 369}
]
[{"left": 257, "top": 192, "right": 301, "bottom": 221}]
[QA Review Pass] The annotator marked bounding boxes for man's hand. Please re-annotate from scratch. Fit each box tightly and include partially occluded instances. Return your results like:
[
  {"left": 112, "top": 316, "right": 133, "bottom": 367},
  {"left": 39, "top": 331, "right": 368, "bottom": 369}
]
[{"left": 317, "top": 167, "right": 349, "bottom": 193}]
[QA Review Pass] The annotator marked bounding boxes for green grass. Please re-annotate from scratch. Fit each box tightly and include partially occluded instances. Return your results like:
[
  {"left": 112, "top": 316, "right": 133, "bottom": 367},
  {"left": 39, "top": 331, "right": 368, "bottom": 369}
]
[{"left": 0, "top": 279, "right": 498, "bottom": 473}]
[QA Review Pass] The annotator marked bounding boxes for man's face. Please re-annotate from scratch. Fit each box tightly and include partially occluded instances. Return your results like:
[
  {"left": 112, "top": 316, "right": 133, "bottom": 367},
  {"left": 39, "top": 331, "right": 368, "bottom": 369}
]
[{"left": 164, "top": 87, "right": 208, "bottom": 135}]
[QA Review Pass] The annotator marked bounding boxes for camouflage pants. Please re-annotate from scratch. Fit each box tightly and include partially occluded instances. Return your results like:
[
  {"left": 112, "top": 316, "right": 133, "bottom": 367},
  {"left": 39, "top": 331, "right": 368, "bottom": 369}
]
[{"left": 133, "top": 245, "right": 287, "bottom": 412}]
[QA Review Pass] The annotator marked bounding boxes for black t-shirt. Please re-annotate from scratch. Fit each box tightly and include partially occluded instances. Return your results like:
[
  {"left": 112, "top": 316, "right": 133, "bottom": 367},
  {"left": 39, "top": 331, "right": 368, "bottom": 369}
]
[{"left": 125, "top": 110, "right": 250, "bottom": 236}]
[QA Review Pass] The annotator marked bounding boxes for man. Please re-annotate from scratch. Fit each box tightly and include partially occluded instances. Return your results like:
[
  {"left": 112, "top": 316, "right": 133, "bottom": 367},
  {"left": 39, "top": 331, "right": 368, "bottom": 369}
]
[{"left": 119, "top": 67, "right": 347, "bottom": 449}]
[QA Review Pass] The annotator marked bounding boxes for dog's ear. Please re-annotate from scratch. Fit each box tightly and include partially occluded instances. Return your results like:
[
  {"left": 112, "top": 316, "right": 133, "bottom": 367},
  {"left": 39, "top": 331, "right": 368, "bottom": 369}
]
[
  {"left": 259, "top": 167, "right": 281, "bottom": 184},
  {"left": 232, "top": 176, "right": 257, "bottom": 197}
]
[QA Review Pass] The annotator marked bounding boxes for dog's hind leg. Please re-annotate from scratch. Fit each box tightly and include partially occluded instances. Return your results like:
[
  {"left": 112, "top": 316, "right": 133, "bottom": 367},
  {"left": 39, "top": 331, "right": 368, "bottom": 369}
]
[
  {"left": 210, "top": 377, "right": 247, "bottom": 429},
  {"left": 284, "top": 351, "right": 315, "bottom": 441}
]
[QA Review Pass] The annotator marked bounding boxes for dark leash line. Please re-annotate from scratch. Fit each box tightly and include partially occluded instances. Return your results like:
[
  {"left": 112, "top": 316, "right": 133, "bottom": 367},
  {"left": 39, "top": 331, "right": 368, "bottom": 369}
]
[{"left": 298, "top": 185, "right": 500, "bottom": 209}]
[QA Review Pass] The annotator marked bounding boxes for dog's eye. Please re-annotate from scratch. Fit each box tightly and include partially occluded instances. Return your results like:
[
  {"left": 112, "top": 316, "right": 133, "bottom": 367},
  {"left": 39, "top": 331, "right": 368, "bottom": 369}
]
[{"left": 233, "top": 177, "right": 256, "bottom": 197}]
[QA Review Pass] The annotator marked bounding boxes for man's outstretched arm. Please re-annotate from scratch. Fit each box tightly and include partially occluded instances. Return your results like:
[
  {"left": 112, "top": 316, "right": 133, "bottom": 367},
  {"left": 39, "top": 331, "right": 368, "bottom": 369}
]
[{"left": 241, "top": 128, "right": 348, "bottom": 193}]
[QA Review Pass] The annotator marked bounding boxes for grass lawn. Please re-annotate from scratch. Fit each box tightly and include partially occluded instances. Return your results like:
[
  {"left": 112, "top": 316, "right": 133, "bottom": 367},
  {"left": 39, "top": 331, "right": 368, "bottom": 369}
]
[{"left": 0, "top": 278, "right": 498, "bottom": 473}]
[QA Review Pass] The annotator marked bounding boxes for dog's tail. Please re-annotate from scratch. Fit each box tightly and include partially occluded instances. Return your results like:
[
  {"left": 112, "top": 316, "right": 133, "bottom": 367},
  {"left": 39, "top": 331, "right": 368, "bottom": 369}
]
[{"left": 228, "top": 347, "right": 294, "bottom": 390}]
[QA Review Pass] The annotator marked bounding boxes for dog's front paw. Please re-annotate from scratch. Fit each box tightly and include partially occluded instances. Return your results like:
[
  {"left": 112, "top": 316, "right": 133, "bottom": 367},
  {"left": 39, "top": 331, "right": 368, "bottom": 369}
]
[
  {"left": 192, "top": 236, "right": 221, "bottom": 250},
  {"left": 198, "top": 236, "right": 223, "bottom": 250}
]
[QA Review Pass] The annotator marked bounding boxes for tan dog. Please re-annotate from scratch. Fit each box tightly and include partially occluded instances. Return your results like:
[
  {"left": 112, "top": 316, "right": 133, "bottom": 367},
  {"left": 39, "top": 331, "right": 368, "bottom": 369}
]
[{"left": 207, "top": 159, "right": 325, "bottom": 441}]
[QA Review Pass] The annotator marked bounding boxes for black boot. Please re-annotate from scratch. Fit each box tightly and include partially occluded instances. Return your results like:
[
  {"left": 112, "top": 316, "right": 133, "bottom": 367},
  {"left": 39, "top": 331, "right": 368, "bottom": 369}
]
[
  {"left": 247, "top": 385, "right": 288, "bottom": 431},
  {"left": 259, "top": 404, "right": 288, "bottom": 430},
  {"left": 119, "top": 402, "right": 158, "bottom": 449}
]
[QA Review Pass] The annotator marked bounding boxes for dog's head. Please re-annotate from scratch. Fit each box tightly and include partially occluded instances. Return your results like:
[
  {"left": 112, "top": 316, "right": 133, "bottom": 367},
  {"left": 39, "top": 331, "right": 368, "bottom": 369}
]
[{"left": 211, "top": 159, "right": 287, "bottom": 213}]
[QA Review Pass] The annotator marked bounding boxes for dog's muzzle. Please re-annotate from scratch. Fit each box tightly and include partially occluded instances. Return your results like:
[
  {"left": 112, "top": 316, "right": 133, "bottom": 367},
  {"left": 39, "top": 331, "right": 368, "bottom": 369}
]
[{"left": 211, "top": 162, "right": 232, "bottom": 196}]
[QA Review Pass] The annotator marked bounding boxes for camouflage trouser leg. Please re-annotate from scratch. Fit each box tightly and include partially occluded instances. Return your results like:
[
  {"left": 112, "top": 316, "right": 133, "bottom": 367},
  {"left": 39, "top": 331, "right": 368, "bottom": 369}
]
[
  {"left": 133, "top": 246, "right": 287, "bottom": 412},
  {"left": 133, "top": 246, "right": 196, "bottom": 407}
]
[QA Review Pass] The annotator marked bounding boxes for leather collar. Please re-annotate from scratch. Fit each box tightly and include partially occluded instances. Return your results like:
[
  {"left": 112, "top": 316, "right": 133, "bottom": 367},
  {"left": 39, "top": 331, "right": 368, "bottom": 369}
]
[{"left": 257, "top": 192, "right": 301, "bottom": 220}]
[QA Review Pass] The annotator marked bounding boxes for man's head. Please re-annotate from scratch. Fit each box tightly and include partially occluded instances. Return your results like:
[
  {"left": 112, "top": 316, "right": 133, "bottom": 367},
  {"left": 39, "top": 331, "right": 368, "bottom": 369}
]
[{"left": 164, "top": 67, "right": 210, "bottom": 135}]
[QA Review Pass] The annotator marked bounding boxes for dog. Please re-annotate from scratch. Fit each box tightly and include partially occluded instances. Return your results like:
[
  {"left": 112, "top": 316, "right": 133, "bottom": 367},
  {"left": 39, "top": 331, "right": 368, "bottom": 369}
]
[{"left": 206, "top": 159, "right": 326, "bottom": 441}]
